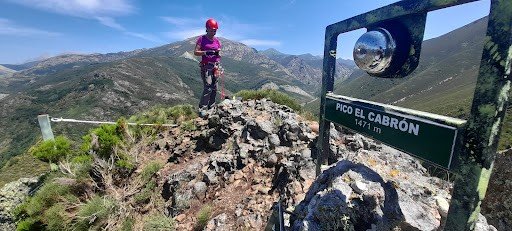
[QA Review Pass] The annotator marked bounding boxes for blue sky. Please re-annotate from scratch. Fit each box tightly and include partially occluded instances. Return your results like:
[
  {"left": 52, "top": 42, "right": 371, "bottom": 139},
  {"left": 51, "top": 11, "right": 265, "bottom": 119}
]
[{"left": 0, "top": 0, "right": 490, "bottom": 64}]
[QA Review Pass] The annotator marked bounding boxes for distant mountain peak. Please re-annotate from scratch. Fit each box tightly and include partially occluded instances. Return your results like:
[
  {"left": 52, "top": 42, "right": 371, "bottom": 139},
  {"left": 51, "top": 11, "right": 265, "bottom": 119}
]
[{"left": 260, "top": 48, "right": 288, "bottom": 57}]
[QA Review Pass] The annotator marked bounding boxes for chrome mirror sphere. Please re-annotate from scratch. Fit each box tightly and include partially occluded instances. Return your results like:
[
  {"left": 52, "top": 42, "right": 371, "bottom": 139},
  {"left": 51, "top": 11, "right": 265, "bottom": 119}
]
[{"left": 353, "top": 28, "right": 396, "bottom": 74}]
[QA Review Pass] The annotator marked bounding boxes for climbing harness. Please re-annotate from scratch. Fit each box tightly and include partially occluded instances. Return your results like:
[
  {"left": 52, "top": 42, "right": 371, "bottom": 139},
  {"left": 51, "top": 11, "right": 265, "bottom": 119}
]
[{"left": 202, "top": 60, "right": 226, "bottom": 100}]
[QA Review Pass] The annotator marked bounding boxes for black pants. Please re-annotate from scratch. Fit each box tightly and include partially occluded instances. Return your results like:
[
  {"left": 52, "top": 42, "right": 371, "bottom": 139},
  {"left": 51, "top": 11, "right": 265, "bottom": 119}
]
[{"left": 199, "top": 63, "right": 218, "bottom": 109}]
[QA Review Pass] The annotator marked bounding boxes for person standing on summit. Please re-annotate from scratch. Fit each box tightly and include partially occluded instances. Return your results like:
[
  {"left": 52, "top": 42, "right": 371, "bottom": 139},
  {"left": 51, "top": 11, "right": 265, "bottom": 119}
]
[{"left": 194, "top": 18, "right": 222, "bottom": 111}]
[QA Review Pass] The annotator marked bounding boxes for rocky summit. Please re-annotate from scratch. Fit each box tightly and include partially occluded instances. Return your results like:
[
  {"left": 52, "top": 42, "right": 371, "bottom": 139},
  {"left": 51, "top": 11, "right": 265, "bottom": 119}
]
[{"left": 0, "top": 98, "right": 497, "bottom": 230}]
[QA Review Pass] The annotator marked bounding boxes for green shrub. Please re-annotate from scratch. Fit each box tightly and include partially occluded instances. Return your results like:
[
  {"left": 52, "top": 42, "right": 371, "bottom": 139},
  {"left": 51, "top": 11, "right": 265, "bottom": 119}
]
[
  {"left": 69, "top": 154, "right": 93, "bottom": 179},
  {"left": 114, "top": 151, "right": 135, "bottom": 171},
  {"left": 167, "top": 104, "right": 196, "bottom": 123},
  {"left": 194, "top": 204, "right": 212, "bottom": 231},
  {"left": 43, "top": 204, "right": 68, "bottom": 230},
  {"left": 140, "top": 161, "right": 163, "bottom": 183},
  {"left": 181, "top": 120, "right": 196, "bottom": 131},
  {"left": 81, "top": 124, "right": 123, "bottom": 158},
  {"left": 142, "top": 214, "right": 175, "bottom": 231},
  {"left": 134, "top": 180, "right": 157, "bottom": 204},
  {"left": 121, "top": 217, "right": 135, "bottom": 231},
  {"left": 134, "top": 190, "right": 152, "bottom": 204},
  {"left": 29, "top": 136, "right": 72, "bottom": 162},
  {"left": 16, "top": 217, "right": 42, "bottom": 231},
  {"left": 19, "top": 182, "right": 72, "bottom": 217},
  {"left": 235, "top": 89, "right": 301, "bottom": 111},
  {"left": 129, "top": 104, "right": 196, "bottom": 126},
  {"left": 71, "top": 154, "right": 92, "bottom": 164},
  {"left": 14, "top": 181, "right": 77, "bottom": 230},
  {"left": 115, "top": 159, "right": 135, "bottom": 171},
  {"left": 300, "top": 110, "right": 318, "bottom": 121},
  {"left": 74, "top": 196, "right": 117, "bottom": 230}
]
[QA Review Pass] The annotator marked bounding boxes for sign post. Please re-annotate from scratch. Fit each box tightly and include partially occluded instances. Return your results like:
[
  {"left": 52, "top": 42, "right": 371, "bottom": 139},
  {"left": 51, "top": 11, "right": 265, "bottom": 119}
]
[
  {"left": 318, "top": 0, "right": 512, "bottom": 230},
  {"left": 324, "top": 94, "right": 466, "bottom": 169},
  {"left": 37, "top": 114, "right": 54, "bottom": 141}
]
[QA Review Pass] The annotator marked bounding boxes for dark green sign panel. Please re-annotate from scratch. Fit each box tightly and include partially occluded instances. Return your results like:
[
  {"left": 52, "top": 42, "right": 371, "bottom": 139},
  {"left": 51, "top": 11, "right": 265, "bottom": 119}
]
[{"left": 324, "top": 94, "right": 466, "bottom": 169}]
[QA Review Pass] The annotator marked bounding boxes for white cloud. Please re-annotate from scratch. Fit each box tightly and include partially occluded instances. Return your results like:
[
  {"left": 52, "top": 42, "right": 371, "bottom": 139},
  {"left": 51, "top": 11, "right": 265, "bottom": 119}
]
[
  {"left": 96, "top": 16, "right": 124, "bottom": 30},
  {"left": 125, "top": 32, "right": 163, "bottom": 43},
  {"left": 161, "top": 15, "right": 280, "bottom": 48},
  {"left": 161, "top": 17, "right": 199, "bottom": 26},
  {"left": 240, "top": 39, "right": 281, "bottom": 47},
  {"left": 94, "top": 17, "right": 162, "bottom": 43},
  {"left": 163, "top": 28, "right": 204, "bottom": 40},
  {"left": 7, "top": 0, "right": 134, "bottom": 18},
  {"left": 0, "top": 18, "right": 60, "bottom": 37},
  {"left": 5, "top": 0, "right": 161, "bottom": 43}
]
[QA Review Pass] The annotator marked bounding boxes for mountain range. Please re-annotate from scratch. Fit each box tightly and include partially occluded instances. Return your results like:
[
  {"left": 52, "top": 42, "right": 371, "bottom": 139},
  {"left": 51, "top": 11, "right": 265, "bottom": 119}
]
[
  {"left": 0, "top": 65, "right": 16, "bottom": 77},
  {"left": 1, "top": 16, "right": 508, "bottom": 168},
  {"left": 0, "top": 36, "right": 355, "bottom": 166}
]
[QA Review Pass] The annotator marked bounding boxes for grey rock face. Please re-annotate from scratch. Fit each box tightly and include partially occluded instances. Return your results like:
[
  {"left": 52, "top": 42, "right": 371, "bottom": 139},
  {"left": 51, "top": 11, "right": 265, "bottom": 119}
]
[
  {"left": 155, "top": 97, "right": 497, "bottom": 230},
  {"left": 193, "top": 181, "right": 207, "bottom": 200},
  {"left": 205, "top": 213, "right": 229, "bottom": 231},
  {"left": 0, "top": 177, "right": 40, "bottom": 230}
]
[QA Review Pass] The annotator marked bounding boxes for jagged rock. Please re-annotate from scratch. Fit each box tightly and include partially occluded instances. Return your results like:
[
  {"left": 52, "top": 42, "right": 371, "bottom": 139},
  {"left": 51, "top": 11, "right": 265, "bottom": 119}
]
[
  {"left": 474, "top": 213, "right": 498, "bottom": 231},
  {"left": 267, "top": 154, "right": 278, "bottom": 167},
  {"left": 0, "top": 177, "right": 40, "bottom": 230},
  {"left": 301, "top": 149, "right": 312, "bottom": 160},
  {"left": 351, "top": 180, "right": 368, "bottom": 194},
  {"left": 203, "top": 171, "right": 219, "bottom": 185},
  {"left": 209, "top": 152, "right": 235, "bottom": 173},
  {"left": 434, "top": 196, "right": 449, "bottom": 218},
  {"left": 151, "top": 98, "right": 498, "bottom": 230},
  {"left": 268, "top": 134, "right": 281, "bottom": 148},
  {"left": 292, "top": 161, "right": 439, "bottom": 230},
  {"left": 205, "top": 213, "right": 229, "bottom": 231},
  {"left": 193, "top": 181, "right": 207, "bottom": 200}
]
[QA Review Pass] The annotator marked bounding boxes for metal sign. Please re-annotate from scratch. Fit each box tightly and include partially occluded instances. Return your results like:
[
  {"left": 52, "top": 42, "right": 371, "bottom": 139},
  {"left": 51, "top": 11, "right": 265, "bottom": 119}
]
[
  {"left": 324, "top": 94, "right": 466, "bottom": 169},
  {"left": 317, "top": 0, "right": 512, "bottom": 230}
]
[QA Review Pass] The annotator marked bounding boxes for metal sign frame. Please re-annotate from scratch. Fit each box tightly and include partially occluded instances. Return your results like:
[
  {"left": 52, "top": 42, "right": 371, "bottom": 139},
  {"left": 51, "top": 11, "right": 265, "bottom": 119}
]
[{"left": 318, "top": 0, "right": 512, "bottom": 230}]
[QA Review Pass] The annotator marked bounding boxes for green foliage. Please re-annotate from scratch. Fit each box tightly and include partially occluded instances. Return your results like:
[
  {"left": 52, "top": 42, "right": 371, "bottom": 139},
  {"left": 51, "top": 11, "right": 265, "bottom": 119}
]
[
  {"left": 142, "top": 214, "right": 175, "bottom": 231},
  {"left": 0, "top": 153, "right": 48, "bottom": 188},
  {"left": 134, "top": 189, "right": 152, "bottom": 204},
  {"left": 74, "top": 196, "right": 117, "bottom": 230},
  {"left": 235, "top": 89, "right": 302, "bottom": 111},
  {"left": 81, "top": 124, "right": 123, "bottom": 158},
  {"left": 29, "top": 136, "right": 72, "bottom": 163},
  {"left": 300, "top": 110, "right": 318, "bottom": 122},
  {"left": 194, "top": 204, "right": 212, "bottom": 231},
  {"left": 18, "top": 182, "right": 72, "bottom": 217},
  {"left": 129, "top": 104, "right": 197, "bottom": 125},
  {"left": 43, "top": 204, "right": 68, "bottom": 230},
  {"left": 71, "top": 154, "right": 93, "bottom": 164},
  {"left": 181, "top": 120, "right": 197, "bottom": 131},
  {"left": 115, "top": 159, "right": 135, "bottom": 171},
  {"left": 15, "top": 180, "right": 78, "bottom": 231},
  {"left": 140, "top": 161, "right": 163, "bottom": 183},
  {"left": 120, "top": 217, "right": 135, "bottom": 231},
  {"left": 134, "top": 179, "right": 157, "bottom": 204},
  {"left": 69, "top": 155, "right": 93, "bottom": 179},
  {"left": 16, "top": 217, "right": 42, "bottom": 231}
]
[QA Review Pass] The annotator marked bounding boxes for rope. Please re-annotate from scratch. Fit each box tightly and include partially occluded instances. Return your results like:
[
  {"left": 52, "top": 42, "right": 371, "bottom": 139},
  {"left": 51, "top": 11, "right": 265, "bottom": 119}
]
[
  {"left": 216, "top": 64, "right": 226, "bottom": 100},
  {"left": 50, "top": 117, "right": 178, "bottom": 127}
]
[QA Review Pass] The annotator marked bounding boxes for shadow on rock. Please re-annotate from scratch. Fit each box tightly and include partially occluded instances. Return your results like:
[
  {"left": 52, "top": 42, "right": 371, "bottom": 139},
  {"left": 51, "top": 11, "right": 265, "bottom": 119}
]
[{"left": 291, "top": 160, "right": 405, "bottom": 231}]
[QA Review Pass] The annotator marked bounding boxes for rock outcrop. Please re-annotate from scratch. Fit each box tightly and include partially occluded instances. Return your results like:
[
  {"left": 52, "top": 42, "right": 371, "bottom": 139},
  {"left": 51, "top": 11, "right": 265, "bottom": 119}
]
[
  {"left": 149, "top": 98, "right": 495, "bottom": 230},
  {"left": 3, "top": 98, "right": 498, "bottom": 230},
  {"left": 0, "top": 177, "right": 40, "bottom": 230}
]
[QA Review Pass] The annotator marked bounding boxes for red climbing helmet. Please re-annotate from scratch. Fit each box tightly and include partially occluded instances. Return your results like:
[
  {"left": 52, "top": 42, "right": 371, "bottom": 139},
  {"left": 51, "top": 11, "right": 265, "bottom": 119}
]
[{"left": 205, "top": 18, "right": 219, "bottom": 30}]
